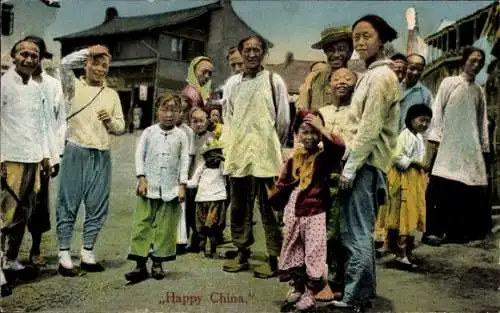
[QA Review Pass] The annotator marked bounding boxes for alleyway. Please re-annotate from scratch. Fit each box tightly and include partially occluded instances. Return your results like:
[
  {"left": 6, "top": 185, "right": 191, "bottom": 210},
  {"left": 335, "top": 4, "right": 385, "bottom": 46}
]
[{"left": 2, "top": 133, "right": 499, "bottom": 313}]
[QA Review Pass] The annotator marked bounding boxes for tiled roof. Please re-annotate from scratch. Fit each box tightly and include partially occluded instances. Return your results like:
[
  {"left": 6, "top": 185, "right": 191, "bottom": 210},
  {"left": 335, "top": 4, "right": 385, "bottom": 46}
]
[
  {"left": 267, "top": 57, "right": 366, "bottom": 94},
  {"left": 54, "top": 2, "right": 221, "bottom": 40},
  {"left": 266, "top": 59, "right": 315, "bottom": 94}
]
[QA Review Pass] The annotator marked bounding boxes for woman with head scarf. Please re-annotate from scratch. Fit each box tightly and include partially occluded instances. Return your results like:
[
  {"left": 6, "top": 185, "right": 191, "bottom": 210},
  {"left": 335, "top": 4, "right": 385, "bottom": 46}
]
[
  {"left": 332, "top": 15, "right": 400, "bottom": 310},
  {"left": 183, "top": 56, "right": 213, "bottom": 109}
]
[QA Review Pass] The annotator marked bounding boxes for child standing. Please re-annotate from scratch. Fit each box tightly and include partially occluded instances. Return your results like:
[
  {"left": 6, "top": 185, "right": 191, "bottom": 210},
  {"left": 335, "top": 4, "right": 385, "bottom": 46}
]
[
  {"left": 185, "top": 108, "right": 215, "bottom": 253},
  {"left": 176, "top": 97, "right": 195, "bottom": 254},
  {"left": 187, "top": 139, "right": 227, "bottom": 258},
  {"left": 125, "top": 94, "right": 190, "bottom": 283},
  {"left": 269, "top": 111, "right": 345, "bottom": 311},
  {"left": 376, "top": 104, "right": 432, "bottom": 268}
]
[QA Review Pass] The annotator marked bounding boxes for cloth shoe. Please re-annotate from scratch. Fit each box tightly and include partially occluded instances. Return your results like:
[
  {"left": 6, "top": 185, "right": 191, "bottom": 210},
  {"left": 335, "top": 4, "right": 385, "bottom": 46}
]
[
  {"left": 125, "top": 266, "right": 149, "bottom": 283},
  {"left": 253, "top": 255, "right": 278, "bottom": 279},
  {"left": 80, "top": 248, "right": 105, "bottom": 272},
  {"left": 151, "top": 263, "right": 166, "bottom": 280},
  {"left": 222, "top": 249, "right": 250, "bottom": 272}
]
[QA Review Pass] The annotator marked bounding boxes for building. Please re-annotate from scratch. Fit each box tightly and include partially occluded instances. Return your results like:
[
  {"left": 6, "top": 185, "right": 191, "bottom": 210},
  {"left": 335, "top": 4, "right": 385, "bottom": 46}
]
[
  {"left": 266, "top": 53, "right": 316, "bottom": 98},
  {"left": 1, "top": 0, "right": 60, "bottom": 74},
  {"left": 421, "top": 2, "right": 498, "bottom": 93},
  {"left": 54, "top": 0, "right": 273, "bottom": 128}
]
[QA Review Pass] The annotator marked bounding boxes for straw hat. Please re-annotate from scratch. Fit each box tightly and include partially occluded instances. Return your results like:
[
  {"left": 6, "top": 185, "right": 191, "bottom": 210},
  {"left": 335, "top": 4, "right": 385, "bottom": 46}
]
[{"left": 311, "top": 25, "right": 352, "bottom": 50}]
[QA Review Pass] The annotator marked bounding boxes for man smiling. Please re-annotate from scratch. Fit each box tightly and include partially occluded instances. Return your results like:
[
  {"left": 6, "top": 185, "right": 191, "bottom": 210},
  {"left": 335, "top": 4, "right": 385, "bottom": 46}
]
[
  {"left": 296, "top": 26, "right": 353, "bottom": 111},
  {"left": 56, "top": 45, "right": 124, "bottom": 276},
  {"left": 1, "top": 39, "right": 51, "bottom": 280}
]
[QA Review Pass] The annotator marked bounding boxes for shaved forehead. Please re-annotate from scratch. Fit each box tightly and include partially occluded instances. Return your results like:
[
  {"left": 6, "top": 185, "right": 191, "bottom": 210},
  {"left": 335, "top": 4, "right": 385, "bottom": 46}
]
[
  {"left": 191, "top": 108, "right": 208, "bottom": 119},
  {"left": 407, "top": 54, "right": 425, "bottom": 65},
  {"left": 12, "top": 40, "right": 40, "bottom": 56},
  {"left": 333, "top": 67, "right": 355, "bottom": 77}
]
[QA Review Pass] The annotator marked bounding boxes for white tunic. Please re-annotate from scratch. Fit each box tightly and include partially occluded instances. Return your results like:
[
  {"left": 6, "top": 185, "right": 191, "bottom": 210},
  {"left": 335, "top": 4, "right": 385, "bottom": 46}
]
[
  {"left": 135, "top": 124, "right": 190, "bottom": 201},
  {"left": 0, "top": 68, "right": 51, "bottom": 163},
  {"left": 38, "top": 71, "right": 67, "bottom": 164},
  {"left": 428, "top": 74, "right": 489, "bottom": 186},
  {"left": 393, "top": 129, "right": 425, "bottom": 170},
  {"left": 187, "top": 162, "right": 227, "bottom": 202}
]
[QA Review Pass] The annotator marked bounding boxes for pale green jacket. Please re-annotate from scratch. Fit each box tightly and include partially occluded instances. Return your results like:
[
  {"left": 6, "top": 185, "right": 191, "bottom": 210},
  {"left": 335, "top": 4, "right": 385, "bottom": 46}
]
[{"left": 342, "top": 60, "right": 400, "bottom": 180}]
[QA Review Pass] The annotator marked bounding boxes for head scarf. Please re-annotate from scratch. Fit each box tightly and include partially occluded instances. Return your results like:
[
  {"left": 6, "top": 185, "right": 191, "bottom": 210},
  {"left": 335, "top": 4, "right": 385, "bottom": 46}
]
[{"left": 187, "top": 56, "right": 213, "bottom": 103}]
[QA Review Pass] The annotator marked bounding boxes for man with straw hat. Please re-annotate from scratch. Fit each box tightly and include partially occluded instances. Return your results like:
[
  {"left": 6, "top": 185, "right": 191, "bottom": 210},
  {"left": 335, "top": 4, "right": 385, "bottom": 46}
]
[{"left": 296, "top": 25, "right": 354, "bottom": 112}]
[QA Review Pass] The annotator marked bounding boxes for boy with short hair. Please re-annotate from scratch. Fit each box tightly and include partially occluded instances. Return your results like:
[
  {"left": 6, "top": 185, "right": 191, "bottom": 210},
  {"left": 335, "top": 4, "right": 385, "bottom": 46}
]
[{"left": 125, "top": 93, "right": 189, "bottom": 283}]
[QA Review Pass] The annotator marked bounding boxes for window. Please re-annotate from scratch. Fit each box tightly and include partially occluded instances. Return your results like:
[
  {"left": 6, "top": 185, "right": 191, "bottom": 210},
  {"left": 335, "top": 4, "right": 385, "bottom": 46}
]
[
  {"left": 182, "top": 39, "right": 205, "bottom": 61},
  {"left": 171, "top": 36, "right": 205, "bottom": 61},
  {"left": 171, "top": 37, "right": 183, "bottom": 59}
]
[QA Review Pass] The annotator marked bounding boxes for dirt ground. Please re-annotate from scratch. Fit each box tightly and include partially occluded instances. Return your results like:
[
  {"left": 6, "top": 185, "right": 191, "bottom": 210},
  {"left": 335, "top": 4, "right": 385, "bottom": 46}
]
[{"left": 2, "top": 133, "right": 499, "bottom": 313}]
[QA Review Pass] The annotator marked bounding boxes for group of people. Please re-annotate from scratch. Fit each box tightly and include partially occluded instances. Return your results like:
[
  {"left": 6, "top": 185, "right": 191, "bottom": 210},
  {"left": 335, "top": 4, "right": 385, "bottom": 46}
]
[
  {"left": 1, "top": 38, "right": 125, "bottom": 295},
  {"left": 0, "top": 11, "right": 493, "bottom": 313}
]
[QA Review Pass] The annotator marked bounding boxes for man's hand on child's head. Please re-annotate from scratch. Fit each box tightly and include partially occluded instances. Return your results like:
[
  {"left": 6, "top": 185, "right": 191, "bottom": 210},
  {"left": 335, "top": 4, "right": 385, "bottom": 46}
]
[{"left": 304, "top": 114, "right": 323, "bottom": 131}]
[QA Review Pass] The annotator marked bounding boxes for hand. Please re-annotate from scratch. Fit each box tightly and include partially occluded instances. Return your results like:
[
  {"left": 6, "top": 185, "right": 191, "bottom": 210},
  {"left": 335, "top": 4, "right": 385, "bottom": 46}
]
[
  {"left": 97, "top": 110, "right": 112, "bottom": 123},
  {"left": 88, "top": 45, "right": 110, "bottom": 58},
  {"left": 178, "top": 184, "right": 186, "bottom": 203},
  {"left": 339, "top": 174, "right": 352, "bottom": 190},
  {"left": 41, "top": 158, "right": 51, "bottom": 179},
  {"left": 0, "top": 162, "right": 6, "bottom": 180},
  {"left": 51, "top": 164, "right": 60, "bottom": 178},
  {"left": 303, "top": 114, "right": 323, "bottom": 131},
  {"left": 137, "top": 177, "right": 147, "bottom": 196}
]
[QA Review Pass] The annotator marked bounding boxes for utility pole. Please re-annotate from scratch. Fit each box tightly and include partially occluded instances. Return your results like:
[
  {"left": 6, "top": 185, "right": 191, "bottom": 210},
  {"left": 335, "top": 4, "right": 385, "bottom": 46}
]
[{"left": 141, "top": 40, "right": 160, "bottom": 125}]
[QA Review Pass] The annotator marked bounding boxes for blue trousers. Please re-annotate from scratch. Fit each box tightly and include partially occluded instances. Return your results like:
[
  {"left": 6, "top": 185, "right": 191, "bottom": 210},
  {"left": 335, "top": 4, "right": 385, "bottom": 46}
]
[
  {"left": 341, "top": 165, "right": 387, "bottom": 305},
  {"left": 56, "top": 142, "right": 111, "bottom": 250}
]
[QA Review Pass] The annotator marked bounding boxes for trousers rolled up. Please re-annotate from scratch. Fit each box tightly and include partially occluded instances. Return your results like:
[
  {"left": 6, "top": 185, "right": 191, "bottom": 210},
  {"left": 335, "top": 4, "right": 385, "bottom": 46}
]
[
  {"left": 56, "top": 142, "right": 111, "bottom": 250},
  {"left": 229, "top": 176, "right": 282, "bottom": 256},
  {"left": 0, "top": 162, "right": 39, "bottom": 261},
  {"left": 341, "top": 165, "right": 387, "bottom": 305}
]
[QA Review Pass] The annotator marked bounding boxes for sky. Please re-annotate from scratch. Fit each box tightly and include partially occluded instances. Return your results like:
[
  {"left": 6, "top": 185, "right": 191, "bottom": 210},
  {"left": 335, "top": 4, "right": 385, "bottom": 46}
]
[{"left": 1, "top": 0, "right": 494, "bottom": 64}]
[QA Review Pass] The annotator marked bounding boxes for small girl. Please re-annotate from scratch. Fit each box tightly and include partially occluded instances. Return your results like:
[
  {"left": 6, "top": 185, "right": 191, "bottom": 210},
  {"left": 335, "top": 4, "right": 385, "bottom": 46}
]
[
  {"left": 125, "top": 93, "right": 189, "bottom": 283},
  {"left": 269, "top": 110, "right": 345, "bottom": 311},
  {"left": 187, "top": 139, "right": 227, "bottom": 258},
  {"left": 376, "top": 104, "right": 432, "bottom": 269},
  {"left": 185, "top": 108, "right": 215, "bottom": 253}
]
